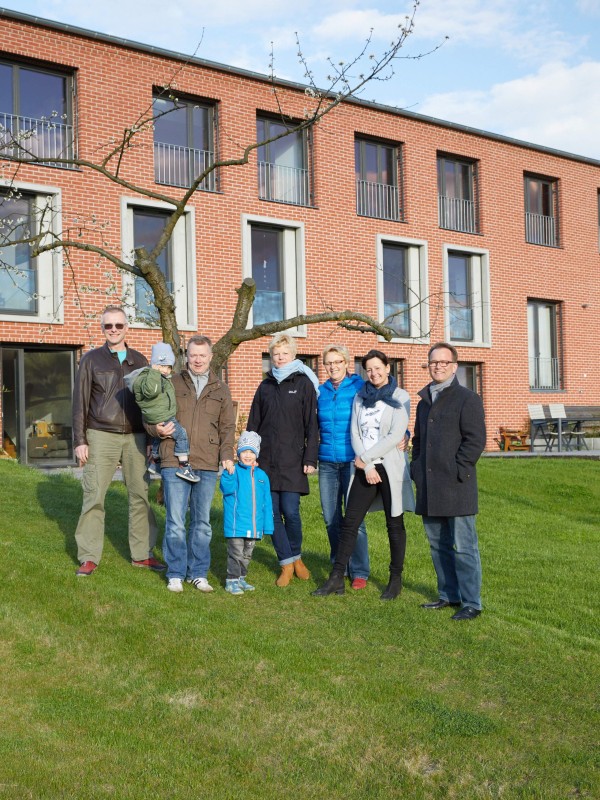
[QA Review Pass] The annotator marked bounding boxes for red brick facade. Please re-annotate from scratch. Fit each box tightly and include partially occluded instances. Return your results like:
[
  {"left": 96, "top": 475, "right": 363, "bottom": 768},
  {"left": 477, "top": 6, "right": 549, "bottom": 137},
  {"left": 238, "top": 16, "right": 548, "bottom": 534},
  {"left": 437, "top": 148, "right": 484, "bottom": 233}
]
[{"left": 1, "top": 9, "right": 599, "bottom": 462}]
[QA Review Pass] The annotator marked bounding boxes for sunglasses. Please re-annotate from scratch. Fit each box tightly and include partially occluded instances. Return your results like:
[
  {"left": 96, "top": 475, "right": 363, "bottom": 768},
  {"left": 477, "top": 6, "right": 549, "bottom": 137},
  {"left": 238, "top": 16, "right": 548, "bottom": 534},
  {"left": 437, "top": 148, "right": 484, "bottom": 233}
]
[{"left": 102, "top": 323, "right": 126, "bottom": 330}]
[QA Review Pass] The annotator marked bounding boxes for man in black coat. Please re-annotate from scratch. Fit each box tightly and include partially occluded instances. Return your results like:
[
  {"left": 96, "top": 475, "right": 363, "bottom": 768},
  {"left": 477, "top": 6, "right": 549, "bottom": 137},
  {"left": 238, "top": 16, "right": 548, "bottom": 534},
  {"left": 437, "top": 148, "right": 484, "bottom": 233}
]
[{"left": 410, "top": 343, "right": 486, "bottom": 620}]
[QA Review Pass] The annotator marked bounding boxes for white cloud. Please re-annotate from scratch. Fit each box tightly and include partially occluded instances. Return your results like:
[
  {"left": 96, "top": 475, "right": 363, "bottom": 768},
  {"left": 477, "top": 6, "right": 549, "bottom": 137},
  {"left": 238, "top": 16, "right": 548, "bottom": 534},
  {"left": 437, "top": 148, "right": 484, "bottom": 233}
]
[{"left": 418, "top": 60, "right": 600, "bottom": 159}]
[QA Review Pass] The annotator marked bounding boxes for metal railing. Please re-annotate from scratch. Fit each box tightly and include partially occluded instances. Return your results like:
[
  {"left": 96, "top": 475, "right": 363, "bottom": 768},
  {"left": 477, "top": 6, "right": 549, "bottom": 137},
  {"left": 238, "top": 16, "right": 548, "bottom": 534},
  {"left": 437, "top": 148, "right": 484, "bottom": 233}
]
[
  {"left": 526, "top": 212, "right": 556, "bottom": 246},
  {"left": 438, "top": 195, "right": 476, "bottom": 233},
  {"left": 154, "top": 141, "right": 216, "bottom": 190},
  {"left": 0, "top": 112, "right": 75, "bottom": 165},
  {"left": 529, "top": 356, "right": 560, "bottom": 390},
  {"left": 258, "top": 162, "right": 309, "bottom": 206},
  {"left": 356, "top": 180, "right": 399, "bottom": 221}
]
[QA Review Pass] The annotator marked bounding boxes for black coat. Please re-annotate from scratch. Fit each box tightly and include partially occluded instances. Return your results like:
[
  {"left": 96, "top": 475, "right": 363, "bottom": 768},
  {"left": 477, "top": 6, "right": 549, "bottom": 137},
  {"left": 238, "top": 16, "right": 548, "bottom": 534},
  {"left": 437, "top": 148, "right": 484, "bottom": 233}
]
[
  {"left": 410, "top": 378, "right": 486, "bottom": 517},
  {"left": 247, "top": 371, "right": 318, "bottom": 494}
]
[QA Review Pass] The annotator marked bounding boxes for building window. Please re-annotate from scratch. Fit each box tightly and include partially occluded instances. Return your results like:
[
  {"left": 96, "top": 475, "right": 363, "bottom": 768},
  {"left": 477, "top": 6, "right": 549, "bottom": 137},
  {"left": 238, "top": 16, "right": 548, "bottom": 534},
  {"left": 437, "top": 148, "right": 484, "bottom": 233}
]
[
  {"left": 122, "top": 200, "right": 196, "bottom": 329},
  {"left": 528, "top": 300, "right": 561, "bottom": 390},
  {"left": 354, "top": 357, "right": 405, "bottom": 388},
  {"left": 525, "top": 174, "right": 558, "bottom": 246},
  {"left": 457, "top": 362, "right": 482, "bottom": 396},
  {"left": 242, "top": 214, "right": 305, "bottom": 330},
  {"left": 378, "top": 236, "right": 428, "bottom": 340},
  {"left": 444, "top": 246, "right": 490, "bottom": 346},
  {"left": 153, "top": 94, "right": 216, "bottom": 190},
  {"left": 0, "top": 61, "right": 74, "bottom": 164},
  {"left": 298, "top": 354, "right": 318, "bottom": 373},
  {"left": 257, "top": 117, "right": 310, "bottom": 206},
  {"left": 437, "top": 154, "right": 477, "bottom": 233},
  {"left": 0, "top": 184, "right": 62, "bottom": 322},
  {"left": 355, "top": 138, "right": 401, "bottom": 221}
]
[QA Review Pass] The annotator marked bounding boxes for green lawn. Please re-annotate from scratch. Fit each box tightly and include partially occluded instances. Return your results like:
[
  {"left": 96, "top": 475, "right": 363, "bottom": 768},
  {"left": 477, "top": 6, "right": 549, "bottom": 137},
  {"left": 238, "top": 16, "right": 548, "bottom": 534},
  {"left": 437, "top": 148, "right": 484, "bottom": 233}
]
[{"left": 0, "top": 458, "right": 598, "bottom": 799}]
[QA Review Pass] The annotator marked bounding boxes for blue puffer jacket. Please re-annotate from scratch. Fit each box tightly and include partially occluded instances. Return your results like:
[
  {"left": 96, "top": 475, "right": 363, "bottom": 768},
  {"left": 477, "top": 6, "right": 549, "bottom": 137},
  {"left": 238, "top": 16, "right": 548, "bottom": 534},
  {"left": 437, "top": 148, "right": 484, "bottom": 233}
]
[
  {"left": 317, "top": 373, "right": 365, "bottom": 463},
  {"left": 219, "top": 462, "right": 274, "bottom": 539}
]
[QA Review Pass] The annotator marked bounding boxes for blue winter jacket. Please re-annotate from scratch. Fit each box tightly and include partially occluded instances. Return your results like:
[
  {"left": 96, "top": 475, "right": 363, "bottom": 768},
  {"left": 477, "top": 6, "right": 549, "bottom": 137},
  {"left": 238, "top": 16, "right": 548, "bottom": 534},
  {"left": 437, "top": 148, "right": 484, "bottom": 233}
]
[
  {"left": 317, "top": 373, "right": 365, "bottom": 463},
  {"left": 219, "top": 462, "right": 274, "bottom": 539}
]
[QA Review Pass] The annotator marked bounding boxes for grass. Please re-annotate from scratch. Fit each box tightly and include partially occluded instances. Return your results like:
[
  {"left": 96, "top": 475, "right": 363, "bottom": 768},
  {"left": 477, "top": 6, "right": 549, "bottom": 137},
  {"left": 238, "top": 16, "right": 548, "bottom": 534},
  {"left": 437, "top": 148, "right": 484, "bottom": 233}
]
[{"left": 0, "top": 457, "right": 598, "bottom": 799}]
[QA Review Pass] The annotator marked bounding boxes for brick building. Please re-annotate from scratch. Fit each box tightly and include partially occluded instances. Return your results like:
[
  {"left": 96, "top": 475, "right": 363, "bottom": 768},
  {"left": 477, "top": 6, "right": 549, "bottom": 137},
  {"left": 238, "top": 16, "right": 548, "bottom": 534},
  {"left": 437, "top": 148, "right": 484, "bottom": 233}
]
[{"left": 1, "top": 8, "right": 599, "bottom": 465}]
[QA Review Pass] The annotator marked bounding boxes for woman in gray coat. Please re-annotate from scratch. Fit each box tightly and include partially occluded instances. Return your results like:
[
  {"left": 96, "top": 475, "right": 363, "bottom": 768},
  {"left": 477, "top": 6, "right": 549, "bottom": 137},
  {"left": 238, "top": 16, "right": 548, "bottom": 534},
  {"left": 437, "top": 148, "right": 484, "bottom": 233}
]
[{"left": 312, "top": 350, "right": 415, "bottom": 599}]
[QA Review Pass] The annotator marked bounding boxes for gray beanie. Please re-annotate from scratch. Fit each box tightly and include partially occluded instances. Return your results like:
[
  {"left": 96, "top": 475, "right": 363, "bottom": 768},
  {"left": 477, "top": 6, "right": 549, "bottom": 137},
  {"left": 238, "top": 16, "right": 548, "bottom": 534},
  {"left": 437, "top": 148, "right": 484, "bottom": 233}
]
[
  {"left": 237, "top": 430, "right": 261, "bottom": 457},
  {"left": 150, "top": 342, "right": 175, "bottom": 366}
]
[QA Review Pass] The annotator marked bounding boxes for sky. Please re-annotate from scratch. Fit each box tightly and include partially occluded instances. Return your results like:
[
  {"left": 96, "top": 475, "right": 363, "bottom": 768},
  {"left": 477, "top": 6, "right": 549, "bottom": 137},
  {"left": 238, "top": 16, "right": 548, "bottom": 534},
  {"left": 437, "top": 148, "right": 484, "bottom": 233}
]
[{"left": 3, "top": 0, "right": 600, "bottom": 160}]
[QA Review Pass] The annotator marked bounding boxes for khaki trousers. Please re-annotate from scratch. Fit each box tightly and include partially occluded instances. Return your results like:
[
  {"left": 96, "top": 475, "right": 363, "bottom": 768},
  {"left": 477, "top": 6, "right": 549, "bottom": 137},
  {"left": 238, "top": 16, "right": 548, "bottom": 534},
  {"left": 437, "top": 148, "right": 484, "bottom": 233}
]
[{"left": 75, "top": 429, "right": 157, "bottom": 564}]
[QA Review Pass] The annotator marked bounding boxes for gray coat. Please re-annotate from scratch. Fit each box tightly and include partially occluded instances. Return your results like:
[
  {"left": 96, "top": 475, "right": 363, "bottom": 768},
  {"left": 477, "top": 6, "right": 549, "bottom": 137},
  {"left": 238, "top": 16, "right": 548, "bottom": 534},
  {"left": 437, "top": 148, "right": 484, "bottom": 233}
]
[
  {"left": 410, "top": 378, "right": 486, "bottom": 517},
  {"left": 350, "top": 387, "right": 415, "bottom": 517}
]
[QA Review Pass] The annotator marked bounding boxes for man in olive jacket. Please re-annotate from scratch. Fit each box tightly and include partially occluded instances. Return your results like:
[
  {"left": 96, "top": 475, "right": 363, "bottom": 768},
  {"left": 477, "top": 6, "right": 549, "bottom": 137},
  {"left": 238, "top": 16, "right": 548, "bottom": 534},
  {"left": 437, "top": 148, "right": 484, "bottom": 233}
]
[{"left": 410, "top": 342, "right": 486, "bottom": 621}]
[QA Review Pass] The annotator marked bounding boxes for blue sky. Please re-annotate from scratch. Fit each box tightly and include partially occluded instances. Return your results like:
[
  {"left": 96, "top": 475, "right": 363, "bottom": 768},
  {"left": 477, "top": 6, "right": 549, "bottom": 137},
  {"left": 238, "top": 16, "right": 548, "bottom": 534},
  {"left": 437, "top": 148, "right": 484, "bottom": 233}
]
[{"left": 3, "top": 0, "right": 600, "bottom": 159}]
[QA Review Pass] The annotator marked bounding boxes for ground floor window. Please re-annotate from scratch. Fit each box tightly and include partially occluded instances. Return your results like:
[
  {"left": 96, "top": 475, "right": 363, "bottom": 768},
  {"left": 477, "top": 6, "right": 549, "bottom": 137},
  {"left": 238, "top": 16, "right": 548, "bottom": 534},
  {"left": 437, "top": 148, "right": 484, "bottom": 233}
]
[{"left": 1, "top": 346, "right": 76, "bottom": 465}]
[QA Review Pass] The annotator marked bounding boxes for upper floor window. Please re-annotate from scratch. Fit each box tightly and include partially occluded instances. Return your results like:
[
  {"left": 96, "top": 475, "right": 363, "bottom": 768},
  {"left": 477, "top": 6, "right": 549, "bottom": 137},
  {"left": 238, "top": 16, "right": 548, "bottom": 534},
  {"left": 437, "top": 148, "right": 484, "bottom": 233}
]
[
  {"left": 0, "top": 61, "right": 74, "bottom": 164},
  {"left": 257, "top": 117, "right": 310, "bottom": 207},
  {"left": 525, "top": 174, "right": 558, "bottom": 247},
  {"left": 437, "top": 154, "right": 477, "bottom": 233},
  {"left": 0, "top": 183, "right": 62, "bottom": 322},
  {"left": 153, "top": 95, "right": 216, "bottom": 190},
  {"left": 355, "top": 138, "right": 401, "bottom": 221},
  {"left": 242, "top": 214, "right": 305, "bottom": 330},
  {"left": 378, "top": 236, "right": 428, "bottom": 340},
  {"left": 528, "top": 299, "right": 561, "bottom": 390},
  {"left": 444, "top": 246, "right": 490, "bottom": 346}
]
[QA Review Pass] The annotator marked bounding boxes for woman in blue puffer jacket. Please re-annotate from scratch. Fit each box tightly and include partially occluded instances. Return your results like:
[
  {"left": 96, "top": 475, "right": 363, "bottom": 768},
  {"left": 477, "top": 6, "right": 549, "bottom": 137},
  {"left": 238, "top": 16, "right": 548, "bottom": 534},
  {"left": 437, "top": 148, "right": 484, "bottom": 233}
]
[{"left": 318, "top": 344, "right": 370, "bottom": 589}]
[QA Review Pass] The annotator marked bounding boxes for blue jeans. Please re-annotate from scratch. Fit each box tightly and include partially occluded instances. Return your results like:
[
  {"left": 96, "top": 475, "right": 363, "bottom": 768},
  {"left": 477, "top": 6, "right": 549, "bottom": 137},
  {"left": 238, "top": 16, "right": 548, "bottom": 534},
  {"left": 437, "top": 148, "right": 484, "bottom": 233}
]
[
  {"left": 422, "top": 515, "right": 482, "bottom": 610},
  {"left": 161, "top": 467, "right": 218, "bottom": 580},
  {"left": 318, "top": 461, "right": 369, "bottom": 579},
  {"left": 151, "top": 418, "right": 189, "bottom": 459},
  {"left": 270, "top": 491, "right": 303, "bottom": 566}
]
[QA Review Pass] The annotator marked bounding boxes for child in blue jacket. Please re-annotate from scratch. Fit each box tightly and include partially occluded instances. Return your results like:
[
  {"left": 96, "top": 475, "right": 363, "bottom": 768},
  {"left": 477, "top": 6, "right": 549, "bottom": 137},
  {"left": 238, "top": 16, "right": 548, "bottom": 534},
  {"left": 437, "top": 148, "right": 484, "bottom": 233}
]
[{"left": 219, "top": 431, "right": 274, "bottom": 594}]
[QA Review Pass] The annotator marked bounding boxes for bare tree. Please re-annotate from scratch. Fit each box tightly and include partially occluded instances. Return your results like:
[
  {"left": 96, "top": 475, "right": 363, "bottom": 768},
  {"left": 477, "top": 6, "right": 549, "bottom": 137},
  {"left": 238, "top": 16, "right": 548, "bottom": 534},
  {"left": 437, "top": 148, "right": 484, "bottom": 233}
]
[{"left": 0, "top": 1, "right": 444, "bottom": 371}]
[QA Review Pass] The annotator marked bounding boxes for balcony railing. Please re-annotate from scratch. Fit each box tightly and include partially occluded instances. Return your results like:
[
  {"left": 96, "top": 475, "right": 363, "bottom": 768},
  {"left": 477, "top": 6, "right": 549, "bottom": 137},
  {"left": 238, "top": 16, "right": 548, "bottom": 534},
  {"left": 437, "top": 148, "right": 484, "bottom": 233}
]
[
  {"left": 356, "top": 180, "right": 399, "bottom": 221},
  {"left": 258, "top": 162, "right": 309, "bottom": 206},
  {"left": 0, "top": 112, "right": 75, "bottom": 166},
  {"left": 526, "top": 212, "right": 556, "bottom": 246},
  {"left": 438, "top": 195, "right": 476, "bottom": 233},
  {"left": 154, "top": 141, "right": 216, "bottom": 190},
  {"left": 529, "top": 356, "right": 560, "bottom": 390}
]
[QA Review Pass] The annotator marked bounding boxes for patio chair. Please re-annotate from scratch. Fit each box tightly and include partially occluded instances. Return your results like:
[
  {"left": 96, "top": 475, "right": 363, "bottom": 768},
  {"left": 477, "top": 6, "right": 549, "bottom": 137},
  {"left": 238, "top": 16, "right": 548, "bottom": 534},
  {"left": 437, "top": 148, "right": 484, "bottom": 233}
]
[{"left": 528, "top": 404, "right": 557, "bottom": 451}]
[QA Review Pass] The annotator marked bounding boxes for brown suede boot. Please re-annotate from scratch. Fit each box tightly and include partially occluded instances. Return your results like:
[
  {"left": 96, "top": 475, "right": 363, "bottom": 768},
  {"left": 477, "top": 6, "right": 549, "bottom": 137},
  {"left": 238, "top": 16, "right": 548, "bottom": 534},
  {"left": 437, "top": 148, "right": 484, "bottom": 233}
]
[
  {"left": 293, "top": 559, "right": 311, "bottom": 580},
  {"left": 275, "top": 563, "right": 295, "bottom": 587}
]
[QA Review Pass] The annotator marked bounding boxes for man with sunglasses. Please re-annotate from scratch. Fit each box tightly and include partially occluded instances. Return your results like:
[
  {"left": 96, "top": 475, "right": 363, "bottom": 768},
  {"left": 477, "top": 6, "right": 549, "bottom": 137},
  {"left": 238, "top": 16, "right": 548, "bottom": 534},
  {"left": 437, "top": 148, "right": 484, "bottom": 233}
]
[
  {"left": 410, "top": 342, "right": 486, "bottom": 621},
  {"left": 72, "top": 305, "right": 161, "bottom": 576}
]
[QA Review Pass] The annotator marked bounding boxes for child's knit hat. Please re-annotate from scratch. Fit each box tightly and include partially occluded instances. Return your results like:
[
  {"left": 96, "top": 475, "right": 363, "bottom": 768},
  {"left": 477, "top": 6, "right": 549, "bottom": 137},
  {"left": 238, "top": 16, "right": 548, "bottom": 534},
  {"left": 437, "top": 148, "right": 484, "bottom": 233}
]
[
  {"left": 237, "top": 430, "right": 261, "bottom": 457},
  {"left": 150, "top": 342, "right": 175, "bottom": 366}
]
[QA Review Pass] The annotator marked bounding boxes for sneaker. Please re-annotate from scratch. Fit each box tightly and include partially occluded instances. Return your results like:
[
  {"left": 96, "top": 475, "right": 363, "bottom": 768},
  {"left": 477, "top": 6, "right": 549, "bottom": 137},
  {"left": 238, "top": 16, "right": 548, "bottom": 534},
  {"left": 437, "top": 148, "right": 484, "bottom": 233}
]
[
  {"left": 76, "top": 560, "right": 97, "bottom": 576},
  {"left": 238, "top": 577, "right": 255, "bottom": 592},
  {"left": 147, "top": 457, "right": 159, "bottom": 475},
  {"left": 186, "top": 577, "right": 214, "bottom": 592},
  {"left": 176, "top": 465, "right": 200, "bottom": 483},
  {"left": 131, "top": 557, "right": 166, "bottom": 572},
  {"left": 167, "top": 578, "right": 183, "bottom": 593},
  {"left": 225, "top": 579, "right": 244, "bottom": 595},
  {"left": 351, "top": 577, "right": 368, "bottom": 590}
]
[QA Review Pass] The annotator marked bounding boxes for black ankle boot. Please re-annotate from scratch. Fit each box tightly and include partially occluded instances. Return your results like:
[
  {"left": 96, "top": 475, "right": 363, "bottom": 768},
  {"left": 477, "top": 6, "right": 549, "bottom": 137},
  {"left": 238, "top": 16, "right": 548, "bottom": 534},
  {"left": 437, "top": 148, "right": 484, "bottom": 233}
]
[
  {"left": 311, "top": 572, "right": 345, "bottom": 596},
  {"left": 380, "top": 574, "right": 402, "bottom": 601}
]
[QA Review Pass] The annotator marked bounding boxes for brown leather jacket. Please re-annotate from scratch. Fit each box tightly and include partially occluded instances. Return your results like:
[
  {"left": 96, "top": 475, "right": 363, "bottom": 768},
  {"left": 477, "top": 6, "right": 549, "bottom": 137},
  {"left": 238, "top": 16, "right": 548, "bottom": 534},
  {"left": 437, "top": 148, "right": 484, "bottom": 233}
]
[
  {"left": 147, "top": 369, "right": 235, "bottom": 471},
  {"left": 72, "top": 342, "right": 148, "bottom": 447}
]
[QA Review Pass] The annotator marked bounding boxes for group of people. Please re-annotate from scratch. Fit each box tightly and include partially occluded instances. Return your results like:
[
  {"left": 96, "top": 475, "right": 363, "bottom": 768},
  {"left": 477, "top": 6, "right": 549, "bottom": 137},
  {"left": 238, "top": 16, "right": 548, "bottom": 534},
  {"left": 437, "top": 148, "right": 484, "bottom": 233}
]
[{"left": 72, "top": 304, "right": 486, "bottom": 621}]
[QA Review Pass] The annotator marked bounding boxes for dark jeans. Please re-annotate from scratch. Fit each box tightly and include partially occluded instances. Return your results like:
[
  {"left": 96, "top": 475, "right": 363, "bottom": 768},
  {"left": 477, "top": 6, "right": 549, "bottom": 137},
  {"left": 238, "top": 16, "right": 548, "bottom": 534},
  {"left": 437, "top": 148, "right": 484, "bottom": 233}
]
[
  {"left": 334, "top": 465, "right": 406, "bottom": 577},
  {"left": 270, "top": 490, "right": 303, "bottom": 565},
  {"left": 151, "top": 417, "right": 189, "bottom": 459}
]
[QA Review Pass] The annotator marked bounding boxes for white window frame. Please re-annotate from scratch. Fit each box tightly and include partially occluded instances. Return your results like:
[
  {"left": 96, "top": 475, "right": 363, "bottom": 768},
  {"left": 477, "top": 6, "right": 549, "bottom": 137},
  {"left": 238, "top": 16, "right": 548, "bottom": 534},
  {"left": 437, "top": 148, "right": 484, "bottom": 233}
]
[
  {"left": 376, "top": 234, "right": 429, "bottom": 343},
  {"left": 442, "top": 243, "right": 491, "bottom": 348},
  {"left": 0, "top": 179, "right": 63, "bottom": 324},
  {"left": 241, "top": 213, "right": 306, "bottom": 336},
  {"left": 121, "top": 197, "right": 197, "bottom": 330}
]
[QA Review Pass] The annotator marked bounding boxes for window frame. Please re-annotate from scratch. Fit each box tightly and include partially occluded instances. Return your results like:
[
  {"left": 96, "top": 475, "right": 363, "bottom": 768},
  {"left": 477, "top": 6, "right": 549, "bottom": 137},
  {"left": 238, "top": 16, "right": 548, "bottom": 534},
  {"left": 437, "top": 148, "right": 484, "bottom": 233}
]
[
  {"left": 242, "top": 213, "right": 306, "bottom": 335},
  {"left": 355, "top": 136, "right": 402, "bottom": 222},
  {"left": 256, "top": 115, "right": 310, "bottom": 207},
  {"left": 524, "top": 173, "right": 559, "bottom": 247},
  {"left": 527, "top": 298, "right": 562, "bottom": 391},
  {"left": 442, "top": 244, "right": 491, "bottom": 348},
  {"left": 121, "top": 197, "right": 197, "bottom": 330},
  {"left": 437, "top": 153, "right": 478, "bottom": 233},
  {"left": 0, "top": 180, "right": 63, "bottom": 323},
  {"left": 377, "top": 234, "right": 428, "bottom": 343},
  {"left": 456, "top": 361, "right": 483, "bottom": 397}
]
